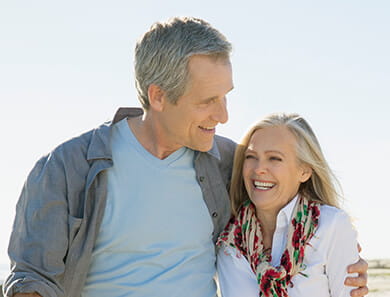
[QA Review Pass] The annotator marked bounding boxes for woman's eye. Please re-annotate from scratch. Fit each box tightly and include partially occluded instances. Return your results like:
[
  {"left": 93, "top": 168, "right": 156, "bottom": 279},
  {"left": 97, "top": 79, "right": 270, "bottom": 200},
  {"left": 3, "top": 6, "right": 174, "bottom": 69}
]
[
  {"left": 245, "top": 155, "right": 256, "bottom": 159},
  {"left": 270, "top": 156, "right": 282, "bottom": 161}
]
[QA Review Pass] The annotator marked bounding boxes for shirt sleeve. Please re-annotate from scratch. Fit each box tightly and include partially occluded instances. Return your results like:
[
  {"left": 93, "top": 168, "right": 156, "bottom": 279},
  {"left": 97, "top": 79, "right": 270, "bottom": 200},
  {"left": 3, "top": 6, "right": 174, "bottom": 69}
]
[
  {"left": 216, "top": 245, "right": 259, "bottom": 297},
  {"left": 324, "top": 208, "right": 360, "bottom": 297},
  {"left": 3, "top": 151, "right": 69, "bottom": 297}
]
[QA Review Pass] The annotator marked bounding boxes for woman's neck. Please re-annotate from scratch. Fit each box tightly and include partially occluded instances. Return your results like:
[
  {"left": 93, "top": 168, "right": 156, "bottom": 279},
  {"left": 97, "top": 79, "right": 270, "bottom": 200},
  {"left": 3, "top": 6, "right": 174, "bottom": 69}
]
[{"left": 256, "top": 209, "right": 278, "bottom": 250}]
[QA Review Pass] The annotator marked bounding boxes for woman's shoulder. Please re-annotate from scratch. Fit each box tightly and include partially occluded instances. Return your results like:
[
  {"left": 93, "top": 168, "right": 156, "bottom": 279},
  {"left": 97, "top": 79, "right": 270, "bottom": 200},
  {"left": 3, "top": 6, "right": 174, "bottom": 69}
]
[
  {"left": 317, "top": 204, "right": 356, "bottom": 237},
  {"left": 319, "top": 204, "right": 351, "bottom": 223}
]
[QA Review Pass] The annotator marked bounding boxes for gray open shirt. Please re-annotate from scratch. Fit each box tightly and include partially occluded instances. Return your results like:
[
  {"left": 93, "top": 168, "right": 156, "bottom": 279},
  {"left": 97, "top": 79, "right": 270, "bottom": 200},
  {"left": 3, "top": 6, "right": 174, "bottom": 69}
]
[{"left": 3, "top": 108, "right": 236, "bottom": 297}]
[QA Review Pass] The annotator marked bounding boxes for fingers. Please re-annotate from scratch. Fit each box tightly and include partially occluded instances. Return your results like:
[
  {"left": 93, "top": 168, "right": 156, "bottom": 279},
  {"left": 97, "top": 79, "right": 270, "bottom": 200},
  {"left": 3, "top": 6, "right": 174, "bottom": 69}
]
[
  {"left": 349, "top": 286, "right": 369, "bottom": 297},
  {"left": 347, "top": 258, "right": 368, "bottom": 274},
  {"left": 345, "top": 272, "right": 368, "bottom": 287},
  {"left": 357, "top": 243, "right": 362, "bottom": 253}
]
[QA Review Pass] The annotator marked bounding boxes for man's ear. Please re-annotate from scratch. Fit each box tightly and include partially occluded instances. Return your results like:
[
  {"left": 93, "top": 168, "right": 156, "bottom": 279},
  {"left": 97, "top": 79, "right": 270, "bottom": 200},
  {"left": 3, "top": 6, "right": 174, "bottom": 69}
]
[
  {"left": 148, "top": 84, "right": 166, "bottom": 112},
  {"left": 300, "top": 164, "right": 313, "bottom": 183}
]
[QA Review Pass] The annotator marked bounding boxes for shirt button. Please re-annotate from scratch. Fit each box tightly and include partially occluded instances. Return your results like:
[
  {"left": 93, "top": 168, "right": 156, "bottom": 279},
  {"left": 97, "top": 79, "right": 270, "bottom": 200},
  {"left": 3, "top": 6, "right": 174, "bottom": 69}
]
[
  {"left": 212, "top": 212, "right": 218, "bottom": 218},
  {"left": 199, "top": 176, "right": 205, "bottom": 182}
]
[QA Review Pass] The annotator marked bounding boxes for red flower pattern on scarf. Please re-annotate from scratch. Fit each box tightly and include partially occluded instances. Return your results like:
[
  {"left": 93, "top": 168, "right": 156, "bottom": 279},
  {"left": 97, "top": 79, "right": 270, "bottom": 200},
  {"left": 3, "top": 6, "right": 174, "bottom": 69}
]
[{"left": 217, "top": 197, "right": 320, "bottom": 297}]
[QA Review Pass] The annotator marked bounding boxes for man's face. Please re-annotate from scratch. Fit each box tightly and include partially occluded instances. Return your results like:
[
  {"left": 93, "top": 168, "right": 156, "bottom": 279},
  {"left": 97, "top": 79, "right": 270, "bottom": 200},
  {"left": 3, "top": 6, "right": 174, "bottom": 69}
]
[{"left": 159, "top": 55, "right": 234, "bottom": 152}]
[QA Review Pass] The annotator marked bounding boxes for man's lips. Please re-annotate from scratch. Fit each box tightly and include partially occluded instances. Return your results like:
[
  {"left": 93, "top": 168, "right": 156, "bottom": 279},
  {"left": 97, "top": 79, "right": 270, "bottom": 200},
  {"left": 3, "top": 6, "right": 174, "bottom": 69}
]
[{"left": 199, "top": 126, "right": 216, "bottom": 133}]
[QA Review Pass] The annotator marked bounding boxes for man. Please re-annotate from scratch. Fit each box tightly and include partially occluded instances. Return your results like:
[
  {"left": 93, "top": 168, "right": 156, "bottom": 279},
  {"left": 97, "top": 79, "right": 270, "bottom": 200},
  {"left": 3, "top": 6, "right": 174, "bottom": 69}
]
[{"left": 3, "top": 17, "right": 368, "bottom": 297}]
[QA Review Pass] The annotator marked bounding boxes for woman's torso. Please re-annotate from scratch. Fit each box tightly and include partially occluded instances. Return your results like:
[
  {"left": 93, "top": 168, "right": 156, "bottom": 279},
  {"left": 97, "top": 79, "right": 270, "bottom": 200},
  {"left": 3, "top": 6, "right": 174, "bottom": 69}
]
[{"left": 217, "top": 202, "right": 359, "bottom": 297}]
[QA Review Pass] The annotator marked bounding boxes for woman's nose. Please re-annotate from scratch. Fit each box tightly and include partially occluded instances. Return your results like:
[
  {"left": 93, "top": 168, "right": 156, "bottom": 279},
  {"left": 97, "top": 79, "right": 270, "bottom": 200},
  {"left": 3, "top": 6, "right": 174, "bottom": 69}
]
[{"left": 254, "top": 160, "right": 267, "bottom": 175}]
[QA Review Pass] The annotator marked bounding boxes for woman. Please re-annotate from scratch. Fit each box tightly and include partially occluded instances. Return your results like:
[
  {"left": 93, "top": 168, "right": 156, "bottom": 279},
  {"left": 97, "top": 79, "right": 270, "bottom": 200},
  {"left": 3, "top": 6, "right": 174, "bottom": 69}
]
[{"left": 217, "top": 113, "right": 359, "bottom": 297}]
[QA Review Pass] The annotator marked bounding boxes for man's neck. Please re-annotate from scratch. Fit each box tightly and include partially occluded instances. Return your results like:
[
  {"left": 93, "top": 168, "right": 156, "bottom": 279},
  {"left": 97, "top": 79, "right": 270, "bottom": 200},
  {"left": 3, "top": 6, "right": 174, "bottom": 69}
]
[{"left": 127, "top": 114, "right": 181, "bottom": 160}]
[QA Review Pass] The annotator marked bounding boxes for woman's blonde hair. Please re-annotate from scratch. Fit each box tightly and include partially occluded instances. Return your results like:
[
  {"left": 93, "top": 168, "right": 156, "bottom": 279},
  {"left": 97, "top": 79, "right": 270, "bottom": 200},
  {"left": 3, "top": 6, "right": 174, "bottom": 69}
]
[{"left": 230, "top": 113, "right": 342, "bottom": 216}]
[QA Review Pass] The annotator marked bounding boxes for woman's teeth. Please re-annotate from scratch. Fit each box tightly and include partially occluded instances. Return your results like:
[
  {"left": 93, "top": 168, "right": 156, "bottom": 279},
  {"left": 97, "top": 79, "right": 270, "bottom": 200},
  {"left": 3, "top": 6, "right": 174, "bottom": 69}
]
[{"left": 253, "top": 181, "right": 275, "bottom": 190}]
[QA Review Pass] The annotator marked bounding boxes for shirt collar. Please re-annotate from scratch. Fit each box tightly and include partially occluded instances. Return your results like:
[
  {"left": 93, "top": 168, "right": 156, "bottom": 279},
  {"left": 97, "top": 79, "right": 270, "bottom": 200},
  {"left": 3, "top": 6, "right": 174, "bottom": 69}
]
[
  {"left": 203, "top": 138, "right": 221, "bottom": 160},
  {"left": 276, "top": 195, "right": 299, "bottom": 229}
]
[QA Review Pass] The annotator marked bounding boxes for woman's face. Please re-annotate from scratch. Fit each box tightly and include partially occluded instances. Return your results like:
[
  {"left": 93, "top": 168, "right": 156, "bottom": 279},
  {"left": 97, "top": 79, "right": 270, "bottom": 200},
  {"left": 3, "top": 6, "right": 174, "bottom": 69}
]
[{"left": 242, "top": 126, "right": 312, "bottom": 215}]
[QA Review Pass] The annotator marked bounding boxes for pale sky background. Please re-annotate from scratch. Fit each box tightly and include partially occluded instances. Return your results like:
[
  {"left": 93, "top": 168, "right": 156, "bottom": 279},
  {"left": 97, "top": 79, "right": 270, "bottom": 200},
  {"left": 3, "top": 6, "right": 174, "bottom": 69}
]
[{"left": 1, "top": 0, "right": 389, "bottom": 281}]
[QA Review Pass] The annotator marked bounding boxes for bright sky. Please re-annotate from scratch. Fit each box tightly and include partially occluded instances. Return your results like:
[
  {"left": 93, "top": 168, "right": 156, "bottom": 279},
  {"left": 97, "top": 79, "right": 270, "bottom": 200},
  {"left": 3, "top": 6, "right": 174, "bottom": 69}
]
[{"left": 1, "top": 0, "right": 389, "bottom": 280}]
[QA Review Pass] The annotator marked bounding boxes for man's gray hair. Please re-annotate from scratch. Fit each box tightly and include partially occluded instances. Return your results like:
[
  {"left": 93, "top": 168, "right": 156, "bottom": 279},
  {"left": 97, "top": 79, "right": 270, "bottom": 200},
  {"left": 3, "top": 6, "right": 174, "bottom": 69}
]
[{"left": 134, "top": 16, "right": 232, "bottom": 109}]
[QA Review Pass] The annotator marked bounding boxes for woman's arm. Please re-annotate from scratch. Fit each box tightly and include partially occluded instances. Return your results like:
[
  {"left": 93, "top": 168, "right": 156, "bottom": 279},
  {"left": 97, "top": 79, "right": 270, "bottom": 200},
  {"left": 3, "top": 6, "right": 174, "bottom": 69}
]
[{"left": 325, "top": 209, "right": 360, "bottom": 297}]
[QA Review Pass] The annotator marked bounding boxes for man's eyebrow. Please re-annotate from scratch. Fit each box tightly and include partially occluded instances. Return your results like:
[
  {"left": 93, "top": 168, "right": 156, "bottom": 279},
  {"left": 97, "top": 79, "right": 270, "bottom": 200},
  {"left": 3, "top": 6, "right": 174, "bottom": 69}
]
[{"left": 200, "top": 86, "right": 235, "bottom": 103}]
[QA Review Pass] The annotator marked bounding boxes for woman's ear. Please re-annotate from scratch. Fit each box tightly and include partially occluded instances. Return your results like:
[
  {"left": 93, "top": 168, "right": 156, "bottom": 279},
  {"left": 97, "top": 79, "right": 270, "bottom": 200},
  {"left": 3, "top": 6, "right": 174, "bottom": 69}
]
[{"left": 300, "top": 164, "right": 313, "bottom": 183}]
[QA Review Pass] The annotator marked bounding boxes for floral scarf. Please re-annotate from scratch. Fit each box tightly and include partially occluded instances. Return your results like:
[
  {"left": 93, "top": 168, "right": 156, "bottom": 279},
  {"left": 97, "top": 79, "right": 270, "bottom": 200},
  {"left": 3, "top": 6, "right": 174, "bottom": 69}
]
[{"left": 217, "top": 196, "right": 320, "bottom": 297}]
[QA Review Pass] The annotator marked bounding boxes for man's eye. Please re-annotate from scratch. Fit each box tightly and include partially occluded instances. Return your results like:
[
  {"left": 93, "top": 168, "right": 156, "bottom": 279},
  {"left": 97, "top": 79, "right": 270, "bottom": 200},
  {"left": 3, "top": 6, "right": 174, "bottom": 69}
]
[{"left": 202, "top": 98, "right": 217, "bottom": 105}]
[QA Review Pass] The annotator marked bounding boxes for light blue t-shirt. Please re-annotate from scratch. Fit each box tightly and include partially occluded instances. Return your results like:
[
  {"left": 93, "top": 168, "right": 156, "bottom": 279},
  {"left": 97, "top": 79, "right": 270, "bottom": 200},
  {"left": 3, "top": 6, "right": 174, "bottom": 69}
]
[{"left": 82, "top": 118, "right": 216, "bottom": 297}]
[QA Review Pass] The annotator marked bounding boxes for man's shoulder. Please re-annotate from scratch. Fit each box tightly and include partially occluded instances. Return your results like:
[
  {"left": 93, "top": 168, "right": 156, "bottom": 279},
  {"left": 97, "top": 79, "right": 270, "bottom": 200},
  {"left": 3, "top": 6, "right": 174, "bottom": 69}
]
[
  {"left": 214, "top": 134, "right": 237, "bottom": 158},
  {"left": 214, "top": 134, "right": 237, "bottom": 146},
  {"left": 49, "top": 121, "right": 112, "bottom": 163},
  {"left": 51, "top": 106, "right": 141, "bottom": 158}
]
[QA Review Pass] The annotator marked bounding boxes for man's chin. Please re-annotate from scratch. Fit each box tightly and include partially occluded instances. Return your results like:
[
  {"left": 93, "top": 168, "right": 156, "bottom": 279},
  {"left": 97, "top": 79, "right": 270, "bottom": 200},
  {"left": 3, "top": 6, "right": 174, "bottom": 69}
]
[{"left": 190, "top": 142, "right": 213, "bottom": 152}]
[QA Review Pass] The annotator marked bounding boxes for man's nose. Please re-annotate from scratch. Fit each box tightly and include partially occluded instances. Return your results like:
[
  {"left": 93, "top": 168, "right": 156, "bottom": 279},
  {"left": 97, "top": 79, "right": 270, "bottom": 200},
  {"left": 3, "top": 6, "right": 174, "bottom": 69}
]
[{"left": 212, "top": 97, "right": 228, "bottom": 124}]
